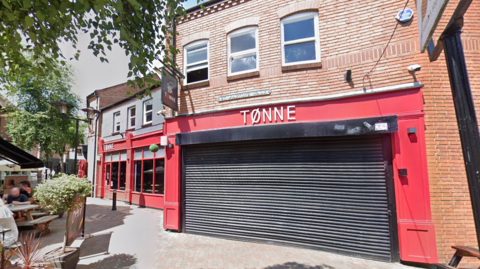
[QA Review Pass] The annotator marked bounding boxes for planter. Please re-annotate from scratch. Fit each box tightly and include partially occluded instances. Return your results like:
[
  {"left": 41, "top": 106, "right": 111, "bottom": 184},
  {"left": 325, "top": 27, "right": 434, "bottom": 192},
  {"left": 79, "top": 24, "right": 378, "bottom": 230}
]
[{"left": 44, "top": 247, "right": 80, "bottom": 269}]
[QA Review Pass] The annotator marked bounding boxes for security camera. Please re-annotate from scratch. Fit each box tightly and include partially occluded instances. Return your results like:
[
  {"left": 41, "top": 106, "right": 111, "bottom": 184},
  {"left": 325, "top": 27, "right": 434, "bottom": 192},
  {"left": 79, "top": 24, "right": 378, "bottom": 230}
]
[
  {"left": 407, "top": 64, "right": 422, "bottom": 72},
  {"left": 157, "top": 110, "right": 166, "bottom": 115}
]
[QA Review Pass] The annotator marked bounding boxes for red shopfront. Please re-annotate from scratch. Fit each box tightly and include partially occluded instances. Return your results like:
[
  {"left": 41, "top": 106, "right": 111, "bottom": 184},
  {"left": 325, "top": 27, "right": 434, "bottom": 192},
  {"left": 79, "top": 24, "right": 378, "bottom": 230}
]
[
  {"left": 163, "top": 85, "right": 439, "bottom": 264},
  {"left": 98, "top": 130, "right": 165, "bottom": 209}
]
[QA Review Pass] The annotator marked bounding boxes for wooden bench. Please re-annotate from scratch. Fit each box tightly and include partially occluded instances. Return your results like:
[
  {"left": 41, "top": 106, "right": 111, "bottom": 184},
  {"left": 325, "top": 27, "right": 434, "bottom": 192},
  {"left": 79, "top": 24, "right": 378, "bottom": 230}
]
[
  {"left": 16, "top": 215, "right": 59, "bottom": 237},
  {"left": 30, "top": 211, "right": 48, "bottom": 219},
  {"left": 433, "top": 246, "right": 480, "bottom": 268}
]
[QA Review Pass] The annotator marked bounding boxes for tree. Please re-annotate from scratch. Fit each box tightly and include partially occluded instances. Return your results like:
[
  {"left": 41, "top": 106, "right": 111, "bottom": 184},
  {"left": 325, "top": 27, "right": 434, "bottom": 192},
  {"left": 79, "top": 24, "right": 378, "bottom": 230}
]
[
  {"left": 3, "top": 60, "right": 87, "bottom": 172},
  {"left": 0, "top": 0, "right": 196, "bottom": 94}
]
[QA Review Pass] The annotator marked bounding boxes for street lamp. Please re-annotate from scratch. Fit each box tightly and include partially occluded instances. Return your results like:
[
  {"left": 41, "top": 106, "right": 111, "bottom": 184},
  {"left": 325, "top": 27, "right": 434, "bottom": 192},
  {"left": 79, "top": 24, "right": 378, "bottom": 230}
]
[
  {"left": 53, "top": 102, "right": 88, "bottom": 175},
  {"left": 54, "top": 102, "right": 99, "bottom": 239}
]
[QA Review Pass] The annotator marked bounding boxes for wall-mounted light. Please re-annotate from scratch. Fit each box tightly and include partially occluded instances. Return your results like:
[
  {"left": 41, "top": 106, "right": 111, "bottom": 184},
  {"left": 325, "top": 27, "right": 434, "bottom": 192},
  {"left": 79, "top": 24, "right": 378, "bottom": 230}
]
[
  {"left": 407, "top": 127, "right": 417, "bottom": 134},
  {"left": 168, "top": 144, "right": 173, "bottom": 148},
  {"left": 344, "top": 69, "right": 352, "bottom": 83},
  {"left": 398, "top": 169, "right": 408, "bottom": 176}
]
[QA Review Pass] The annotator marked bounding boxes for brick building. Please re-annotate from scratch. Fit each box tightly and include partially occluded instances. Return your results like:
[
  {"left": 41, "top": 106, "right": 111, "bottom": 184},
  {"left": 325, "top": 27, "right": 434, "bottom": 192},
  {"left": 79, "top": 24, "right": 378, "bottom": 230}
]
[{"left": 156, "top": 0, "right": 480, "bottom": 266}]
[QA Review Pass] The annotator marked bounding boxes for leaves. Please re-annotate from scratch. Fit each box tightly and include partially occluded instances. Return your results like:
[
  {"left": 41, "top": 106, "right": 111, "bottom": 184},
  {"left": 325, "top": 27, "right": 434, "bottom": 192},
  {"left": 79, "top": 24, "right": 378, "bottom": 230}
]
[
  {"left": 0, "top": 0, "right": 188, "bottom": 95},
  {"left": 34, "top": 174, "right": 92, "bottom": 214}
]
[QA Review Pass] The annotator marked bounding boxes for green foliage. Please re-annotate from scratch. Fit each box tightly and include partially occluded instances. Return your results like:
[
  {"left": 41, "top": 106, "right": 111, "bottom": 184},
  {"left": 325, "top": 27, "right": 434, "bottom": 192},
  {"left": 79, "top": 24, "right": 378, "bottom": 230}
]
[
  {"left": 2, "top": 58, "right": 86, "bottom": 158},
  {"left": 0, "top": 0, "right": 197, "bottom": 93},
  {"left": 34, "top": 174, "right": 92, "bottom": 214}
]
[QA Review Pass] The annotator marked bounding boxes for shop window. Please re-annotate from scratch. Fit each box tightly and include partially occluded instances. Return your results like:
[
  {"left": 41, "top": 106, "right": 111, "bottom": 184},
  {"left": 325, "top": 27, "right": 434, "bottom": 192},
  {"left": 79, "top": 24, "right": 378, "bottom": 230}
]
[
  {"left": 128, "top": 106, "right": 136, "bottom": 129},
  {"left": 105, "top": 164, "right": 111, "bottom": 187},
  {"left": 134, "top": 161, "right": 142, "bottom": 192},
  {"left": 154, "top": 159, "right": 165, "bottom": 194},
  {"left": 281, "top": 12, "right": 320, "bottom": 66},
  {"left": 228, "top": 27, "right": 258, "bottom": 76},
  {"left": 111, "top": 162, "right": 119, "bottom": 189},
  {"left": 119, "top": 162, "right": 126, "bottom": 190},
  {"left": 132, "top": 147, "right": 165, "bottom": 194},
  {"left": 113, "top": 111, "right": 121, "bottom": 132},
  {"left": 143, "top": 100, "right": 153, "bottom": 125},
  {"left": 184, "top": 40, "right": 209, "bottom": 85}
]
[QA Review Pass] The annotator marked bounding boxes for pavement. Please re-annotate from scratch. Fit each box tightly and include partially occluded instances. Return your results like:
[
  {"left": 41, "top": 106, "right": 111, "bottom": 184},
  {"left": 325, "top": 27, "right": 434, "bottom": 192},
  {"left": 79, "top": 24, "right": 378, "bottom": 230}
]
[{"left": 20, "top": 198, "right": 421, "bottom": 269}]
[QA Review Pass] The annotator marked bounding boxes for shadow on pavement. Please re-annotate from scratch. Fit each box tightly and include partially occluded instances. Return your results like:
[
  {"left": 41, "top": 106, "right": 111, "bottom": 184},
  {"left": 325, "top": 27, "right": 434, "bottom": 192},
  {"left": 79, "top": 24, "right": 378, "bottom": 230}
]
[
  {"left": 76, "top": 253, "right": 137, "bottom": 269},
  {"left": 264, "top": 262, "right": 334, "bottom": 269},
  {"left": 79, "top": 232, "right": 113, "bottom": 258},
  {"left": 22, "top": 204, "right": 132, "bottom": 248}
]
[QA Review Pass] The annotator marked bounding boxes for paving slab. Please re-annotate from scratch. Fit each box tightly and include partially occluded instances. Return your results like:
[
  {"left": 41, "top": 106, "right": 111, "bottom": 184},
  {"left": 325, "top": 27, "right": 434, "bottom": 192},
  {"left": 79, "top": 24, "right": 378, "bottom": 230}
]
[{"left": 21, "top": 198, "right": 421, "bottom": 269}]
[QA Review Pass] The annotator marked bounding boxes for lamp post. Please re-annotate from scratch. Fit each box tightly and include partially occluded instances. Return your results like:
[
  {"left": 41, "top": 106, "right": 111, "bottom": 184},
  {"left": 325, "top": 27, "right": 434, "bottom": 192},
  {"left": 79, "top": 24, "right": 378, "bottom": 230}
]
[
  {"left": 54, "top": 102, "right": 99, "bottom": 238},
  {"left": 53, "top": 102, "right": 93, "bottom": 175}
]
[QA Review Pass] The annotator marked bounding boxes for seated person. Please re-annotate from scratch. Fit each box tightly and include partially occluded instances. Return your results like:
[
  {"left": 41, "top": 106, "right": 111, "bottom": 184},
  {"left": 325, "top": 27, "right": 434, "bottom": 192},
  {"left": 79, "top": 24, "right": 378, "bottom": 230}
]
[
  {"left": 19, "top": 181, "right": 32, "bottom": 198},
  {"left": 3, "top": 186, "right": 30, "bottom": 205}
]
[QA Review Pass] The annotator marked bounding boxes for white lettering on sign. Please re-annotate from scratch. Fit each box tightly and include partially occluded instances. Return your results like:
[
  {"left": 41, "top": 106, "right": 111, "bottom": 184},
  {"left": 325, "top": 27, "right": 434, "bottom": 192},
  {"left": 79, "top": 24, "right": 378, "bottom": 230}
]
[
  {"left": 241, "top": 106, "right": 296, "bottom": 125},
  {"left": 104, "top": 144, "right": 114, "bottom": 151},
  {"left": 375, "top": 122, "right": 389, "bottom": 131}
]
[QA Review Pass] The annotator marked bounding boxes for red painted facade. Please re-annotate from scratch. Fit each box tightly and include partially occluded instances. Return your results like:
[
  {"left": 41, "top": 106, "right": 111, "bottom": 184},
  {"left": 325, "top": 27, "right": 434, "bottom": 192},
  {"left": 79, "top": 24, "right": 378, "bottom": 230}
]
[
  {"left": 97, "top": 130, "right": 165, "bottom": 209},
  {"left": 163, "top": 87, "right": 438, "bottom": 264}
]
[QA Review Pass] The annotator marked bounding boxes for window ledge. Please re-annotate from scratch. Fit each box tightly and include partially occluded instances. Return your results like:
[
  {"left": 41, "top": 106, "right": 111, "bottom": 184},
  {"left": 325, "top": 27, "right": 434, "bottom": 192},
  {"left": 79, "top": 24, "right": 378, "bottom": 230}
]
[
  {"left": 282, "top": 62, "right": 322, "bottom": 72},
  {"left": 126, "top": 128, "right": 135, "bottom": 132},
  {"left": 181, "top": 80, "right": 210, "bottom": 91},
  {"left": 227, "top": 71, "right": 260, "bottom": 82},
  {"left": 111, "top": 132, "right": 120, "bottom": 136},
  {"left": 141, "top": 123, "right": 153, "bottom": 128}
]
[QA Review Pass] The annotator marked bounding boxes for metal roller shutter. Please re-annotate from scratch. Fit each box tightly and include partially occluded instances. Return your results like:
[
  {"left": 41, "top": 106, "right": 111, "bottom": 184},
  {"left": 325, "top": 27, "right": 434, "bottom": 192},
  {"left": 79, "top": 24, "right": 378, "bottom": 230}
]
[{"left": 182, "top": 136, "right": 398, "bottom": 261}]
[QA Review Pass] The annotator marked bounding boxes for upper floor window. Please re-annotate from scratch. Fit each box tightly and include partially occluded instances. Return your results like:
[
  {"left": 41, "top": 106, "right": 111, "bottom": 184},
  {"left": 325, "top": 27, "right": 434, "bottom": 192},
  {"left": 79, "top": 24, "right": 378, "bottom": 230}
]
[
  {"left": 281, "top": 12, "right": 320, "bottom": 66},
  {"left": 228, "top": 27, "right": 258, "bottom": 76},
  {"left": 113, "top": 111, "right": 120, "bottom": 133},
  {"left": 143, "top": 100, "right": 153, "bottom": 125},
  {"left": 184, "top": 40, "right": 209, "bottom": 85},
  {"left": 128, "top": 106, "right": 136, "bottom": 129}
]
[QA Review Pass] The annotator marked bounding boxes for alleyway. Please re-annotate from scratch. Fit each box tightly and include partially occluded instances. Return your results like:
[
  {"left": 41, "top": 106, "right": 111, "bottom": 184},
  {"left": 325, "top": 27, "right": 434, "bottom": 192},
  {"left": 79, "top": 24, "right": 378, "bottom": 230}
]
[{"left": 33, "top": 198, "right": 418, "bottom": 269}]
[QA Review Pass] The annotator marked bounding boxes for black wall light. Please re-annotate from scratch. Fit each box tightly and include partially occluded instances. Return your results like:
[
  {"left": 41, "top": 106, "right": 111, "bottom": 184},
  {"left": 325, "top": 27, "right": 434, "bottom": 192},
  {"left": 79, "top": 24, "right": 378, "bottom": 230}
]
[{"left": 344, "top": 70, "right": 352, "bottom": 82}]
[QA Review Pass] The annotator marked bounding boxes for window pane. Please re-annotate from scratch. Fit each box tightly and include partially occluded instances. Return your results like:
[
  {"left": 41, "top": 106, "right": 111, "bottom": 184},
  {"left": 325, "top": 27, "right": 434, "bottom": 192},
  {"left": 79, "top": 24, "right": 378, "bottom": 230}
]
[
  {"left": 145, "top": 103, "right": 152, "bottom": 112},
  {"left": 284, "top": 41, "right": 316, "bottom": 63},
  {"left": 187, "top": 46, "right": 207, "bottom": 64},
  {"left": 134, "top": 148, "right": 143, "bottom": 160},
  {"left": 130, "top": 107, "right": 136, "bottom": 117},
  {"left": 231, "top": 31, "right": 256, "bottom": 53},
  {"left": 284, "top": 17, "right": 315, "bottom": 42},
  {"left": 130, "top": 118, "right": 136, "bottom": 127},
  {"left": 119, "top": 162, "right": 126, "bottom": 190},
  {"left": 231, "top": 55, "right": 257, "bottom": 73},
  {"left": 144, "top": 146, "right": 154, "bottom": 159},
  {"left": 146, "top": 112, "right": 153, "bottom": 123},
  {"left": 116, "top": 125, "right": 120, "bottom": 132},
  {"left": 134, "top": 161, "right": 142, "bottom": 192},
  {"left": 112, "top": 152, "right": 119, "bottom": 162},
  {"left": 143, "top": 160, "right": 154, "bottom": 193},
  {"left": 105, "top": 164, "right": 110, "bottom": 185},
  {"left": 111, "top": 162, "right": 119, "bottom": 189},
  {"left": 120, "top": 150, "right": 127, "bottom": 161},
  {"left": 154, "top": 159, "right": 165, "bottom": 194},
  {"left": 186, "top": 67, "right": 208, "bottom": 84},
  {"left": 186, "top": 62, "right": 208, "bottom": 71}
]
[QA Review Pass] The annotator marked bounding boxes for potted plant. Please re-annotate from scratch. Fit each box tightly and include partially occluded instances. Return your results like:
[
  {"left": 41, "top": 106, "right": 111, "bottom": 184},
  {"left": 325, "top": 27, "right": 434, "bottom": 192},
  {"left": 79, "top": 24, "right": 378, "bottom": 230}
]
[{"left": 34, "top": 174, "right": 91, "bottom": 269}]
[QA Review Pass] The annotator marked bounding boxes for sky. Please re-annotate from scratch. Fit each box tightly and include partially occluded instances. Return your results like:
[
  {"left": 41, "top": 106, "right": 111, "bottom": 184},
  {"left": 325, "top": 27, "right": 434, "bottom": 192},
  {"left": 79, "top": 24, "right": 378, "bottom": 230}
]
[{"left": 59, "top": 0, "right": 205, "bottom": 106}]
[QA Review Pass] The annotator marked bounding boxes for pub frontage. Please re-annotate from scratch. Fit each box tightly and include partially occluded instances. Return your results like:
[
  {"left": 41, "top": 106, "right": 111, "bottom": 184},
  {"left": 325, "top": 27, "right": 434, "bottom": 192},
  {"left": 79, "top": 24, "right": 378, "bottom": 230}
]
[
  {"left": 98, "top": 131, "right": 165, "bottom": 209},
  {"left": 162, "top": 83, "right": 438, "bottom": 264}
]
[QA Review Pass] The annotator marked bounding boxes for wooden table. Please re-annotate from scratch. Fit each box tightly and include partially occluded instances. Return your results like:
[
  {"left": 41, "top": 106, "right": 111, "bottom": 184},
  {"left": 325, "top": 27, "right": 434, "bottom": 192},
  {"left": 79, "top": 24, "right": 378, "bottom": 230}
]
[{"left": 8, "top": 204, "right": 39, "bottom": 221}]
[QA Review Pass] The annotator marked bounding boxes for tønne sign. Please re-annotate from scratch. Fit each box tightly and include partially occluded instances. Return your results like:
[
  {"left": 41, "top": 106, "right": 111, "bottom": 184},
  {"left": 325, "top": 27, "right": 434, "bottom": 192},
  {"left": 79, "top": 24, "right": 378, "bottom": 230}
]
[{"left": 240, "top": 105, "right": 296, "bottom": 125}]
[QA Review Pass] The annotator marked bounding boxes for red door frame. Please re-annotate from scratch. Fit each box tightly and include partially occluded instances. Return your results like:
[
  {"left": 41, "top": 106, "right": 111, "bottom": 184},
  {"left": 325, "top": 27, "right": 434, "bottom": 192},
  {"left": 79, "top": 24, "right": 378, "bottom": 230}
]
[{"left": 163, "top": 87, "right": 439, "bottom": 264}]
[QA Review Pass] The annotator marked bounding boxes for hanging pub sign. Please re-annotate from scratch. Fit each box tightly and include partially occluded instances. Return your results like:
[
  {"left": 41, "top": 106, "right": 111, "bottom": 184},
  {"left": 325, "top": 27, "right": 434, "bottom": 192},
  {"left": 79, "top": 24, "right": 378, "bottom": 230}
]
[{"left": 161, "top": 68, "right": 178, "bottom": 111}]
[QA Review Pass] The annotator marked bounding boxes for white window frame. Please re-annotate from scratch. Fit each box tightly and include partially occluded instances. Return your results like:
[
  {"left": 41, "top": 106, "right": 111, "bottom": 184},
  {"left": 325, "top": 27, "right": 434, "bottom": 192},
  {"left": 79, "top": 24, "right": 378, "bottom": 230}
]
[
  {"left": 143, "top": 100, "right": 153, "bottom": 125},
  {"left": 183, "top": 40, "right": 209, "bottom": 86},
  {"left": 227, "top": 26, "right": 259, "bottom": 76},
  {"left": 281, "top": 12, "right": 321, "bottom": 66},
  {"left": 113, "top": 111, "right": 121, "bottom": 133},
  {"left": 127, "top": 106, "right": 136, "bottom": 129}
]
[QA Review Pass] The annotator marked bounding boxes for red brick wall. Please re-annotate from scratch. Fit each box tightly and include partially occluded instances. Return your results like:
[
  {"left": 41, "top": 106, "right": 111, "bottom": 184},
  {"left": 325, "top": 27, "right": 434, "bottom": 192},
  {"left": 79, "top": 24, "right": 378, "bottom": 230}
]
[{"left": 173, "top": 0, "right": 480, "bottom": 264}]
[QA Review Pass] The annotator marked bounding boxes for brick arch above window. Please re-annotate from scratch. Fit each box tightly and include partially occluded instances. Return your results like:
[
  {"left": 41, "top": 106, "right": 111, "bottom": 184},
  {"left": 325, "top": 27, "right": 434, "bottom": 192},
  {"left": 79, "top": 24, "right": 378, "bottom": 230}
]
[
  {"left": 225, "top": 17, "right": 260, "bottom": 34},
  {"left": 277, "top": 0, "right": 321, "bottom": 19},
  {"left": 181, "top": 31, "right": 210, "bottom": 47}
]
